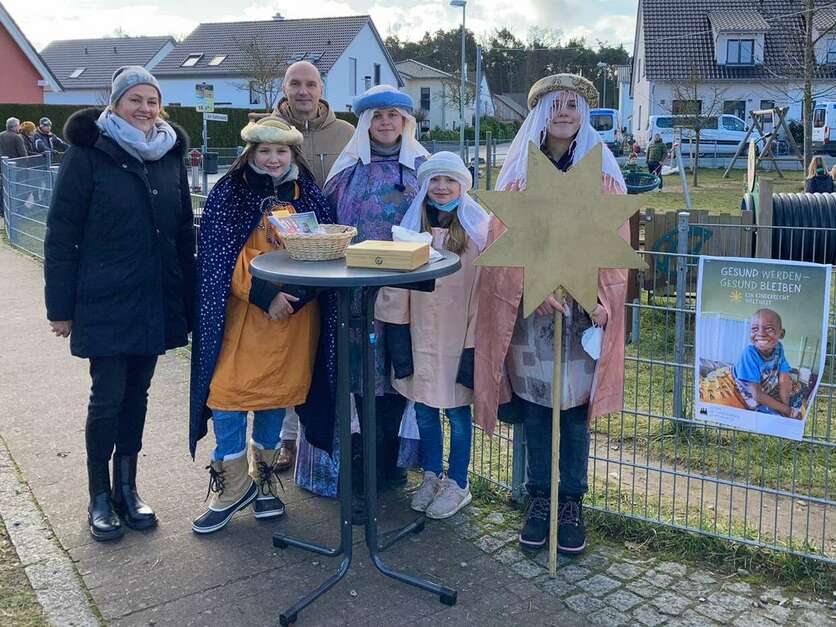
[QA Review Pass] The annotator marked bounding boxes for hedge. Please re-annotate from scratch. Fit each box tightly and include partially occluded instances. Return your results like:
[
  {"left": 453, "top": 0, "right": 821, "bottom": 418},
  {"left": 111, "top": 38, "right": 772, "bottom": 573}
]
[{"left": 0, "top": 103, "right": 360, "bottom": 149}]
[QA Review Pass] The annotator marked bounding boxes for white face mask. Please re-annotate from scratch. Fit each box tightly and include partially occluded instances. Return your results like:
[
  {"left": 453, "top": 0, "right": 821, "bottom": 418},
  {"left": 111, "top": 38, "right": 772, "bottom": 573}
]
[{"left": 581, "top": 324, "right": 604, "bottom": 360}]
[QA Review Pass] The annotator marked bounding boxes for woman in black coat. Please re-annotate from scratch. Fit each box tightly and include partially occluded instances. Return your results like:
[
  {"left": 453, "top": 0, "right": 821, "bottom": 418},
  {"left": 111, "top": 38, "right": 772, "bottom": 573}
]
[
  {"left": 44, "top": 66, "right": 194, "bottom": 542},
  {"left": 804, "top": 155, "right": 834, "bottom": 193}
]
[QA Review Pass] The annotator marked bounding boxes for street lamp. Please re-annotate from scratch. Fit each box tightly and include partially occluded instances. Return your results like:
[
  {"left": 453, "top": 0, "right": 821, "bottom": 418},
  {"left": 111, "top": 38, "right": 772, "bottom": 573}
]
[
  {"left": 451, "top": 0, "right": 467, "bottom": 159},
  {"left": 596, "top": 61, "right": 608, "bottom": 108}
]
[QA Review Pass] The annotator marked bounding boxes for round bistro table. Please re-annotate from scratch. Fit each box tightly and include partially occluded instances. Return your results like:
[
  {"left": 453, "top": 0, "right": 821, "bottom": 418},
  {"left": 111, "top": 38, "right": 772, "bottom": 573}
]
[{"left": 250, "top": 250, "right": 461, "bottom": 625}]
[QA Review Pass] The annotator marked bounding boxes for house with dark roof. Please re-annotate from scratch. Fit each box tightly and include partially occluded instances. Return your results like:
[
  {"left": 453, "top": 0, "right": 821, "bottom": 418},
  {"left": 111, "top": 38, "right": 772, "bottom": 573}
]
[
  {"left": 0, "top": 2, "right": 61, "bottom": 103},
  {"left": 492, "top": 93, "right": 526, "bottom": 124},
  {"left": 395, "top": 59, "right": 475, "bottom": 131},
  {"left": 631, "top": 0, "right": 836, "bottom": 146},
  {"left": 41, "top": 36, "right": 175, "bottom": 105},
  {"left": 152, "top": 14, "right": 401, "bottom": 111}
]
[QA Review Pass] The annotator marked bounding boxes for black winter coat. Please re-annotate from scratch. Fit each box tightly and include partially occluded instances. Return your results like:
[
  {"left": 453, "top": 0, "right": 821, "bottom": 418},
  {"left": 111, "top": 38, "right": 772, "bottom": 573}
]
[
  {"left": 44, "top": 107, "right": 195, "bottom": 358},
  {"left": 805, "top": 174, "right": 835, "bottom": 194}
]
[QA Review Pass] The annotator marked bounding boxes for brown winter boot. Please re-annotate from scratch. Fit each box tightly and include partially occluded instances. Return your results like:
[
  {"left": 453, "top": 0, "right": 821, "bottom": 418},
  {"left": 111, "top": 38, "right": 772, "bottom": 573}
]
[
  {"left": 275, "top": 439, "right": 297, "bottom": 472},
  {"left": 192, "top": 455, "right": 257, "bottom": 534},
  {"left": 249, "top": 442, "right": 286, "bottom": 519}
]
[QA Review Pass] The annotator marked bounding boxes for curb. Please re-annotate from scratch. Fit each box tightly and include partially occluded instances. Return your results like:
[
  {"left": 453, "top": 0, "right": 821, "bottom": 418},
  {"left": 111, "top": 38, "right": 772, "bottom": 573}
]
[{"left": 0, "top": 434, "right": 101, "bottom": 626}]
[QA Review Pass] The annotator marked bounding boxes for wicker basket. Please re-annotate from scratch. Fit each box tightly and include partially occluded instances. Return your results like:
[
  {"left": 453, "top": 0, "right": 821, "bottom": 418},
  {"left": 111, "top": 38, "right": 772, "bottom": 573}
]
[{"left": 278, "top": 224, "right": 358, "bottom": 261}]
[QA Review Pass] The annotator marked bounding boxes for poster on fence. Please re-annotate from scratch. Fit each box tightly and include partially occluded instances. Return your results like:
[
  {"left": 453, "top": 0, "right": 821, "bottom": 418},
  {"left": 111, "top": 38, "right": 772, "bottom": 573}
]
[{"left": 694, "top": 256, "right": 831, "bottom": 440}]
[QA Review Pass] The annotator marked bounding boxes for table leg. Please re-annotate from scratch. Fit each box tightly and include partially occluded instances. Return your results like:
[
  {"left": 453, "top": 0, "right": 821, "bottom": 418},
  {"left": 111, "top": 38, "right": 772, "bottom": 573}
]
[
  {"left": 274, "top": 289, "right": 354, "bottom": 625},
  {"left": 359, "top": 288, "right": 457, "bottom": 607}
]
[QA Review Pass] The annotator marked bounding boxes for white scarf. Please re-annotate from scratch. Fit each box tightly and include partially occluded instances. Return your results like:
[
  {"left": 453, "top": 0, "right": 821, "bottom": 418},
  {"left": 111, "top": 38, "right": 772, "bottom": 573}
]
[
  {"left": 400, "top": 156, "right": 490, "bottom": 251},
  {"left": 96, "top": 109, "right": 177, "bottom": 163},
  {"left": 324, "top": 107, "right": 429, "bottom": 187},
  {"left": 495, "top": 91, "right": 625, "bottom": 192}
]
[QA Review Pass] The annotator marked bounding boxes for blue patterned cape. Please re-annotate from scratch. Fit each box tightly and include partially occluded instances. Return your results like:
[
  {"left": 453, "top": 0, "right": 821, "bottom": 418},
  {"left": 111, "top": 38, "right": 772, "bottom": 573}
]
[{"left": 189, "top": 167, "right": 337, "bottom": 458}]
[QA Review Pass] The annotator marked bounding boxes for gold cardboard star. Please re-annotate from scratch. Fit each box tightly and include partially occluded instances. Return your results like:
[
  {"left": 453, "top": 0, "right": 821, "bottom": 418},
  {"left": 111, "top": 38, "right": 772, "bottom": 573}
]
[{"left": 475, "top": 142, "right": 647, "bottom": 317}]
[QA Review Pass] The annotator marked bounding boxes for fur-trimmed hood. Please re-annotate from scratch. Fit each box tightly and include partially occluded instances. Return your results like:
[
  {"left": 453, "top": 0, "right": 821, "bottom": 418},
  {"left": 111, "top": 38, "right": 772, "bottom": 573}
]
[{"left": 63, "top": 107, "right": 189, "bottom": 155}]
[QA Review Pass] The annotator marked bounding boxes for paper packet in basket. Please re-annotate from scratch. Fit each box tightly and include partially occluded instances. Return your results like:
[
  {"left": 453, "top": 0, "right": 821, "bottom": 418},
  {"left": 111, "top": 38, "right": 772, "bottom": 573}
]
[{"left": 268, "top": 210, "right": 324, "bottom": 235}]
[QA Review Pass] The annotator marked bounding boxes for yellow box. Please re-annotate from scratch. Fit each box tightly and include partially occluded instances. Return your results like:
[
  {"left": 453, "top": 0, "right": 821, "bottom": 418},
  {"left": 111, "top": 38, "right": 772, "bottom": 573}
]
[{"left": 345, "top": 240, "right": 430, "bottom": 271}]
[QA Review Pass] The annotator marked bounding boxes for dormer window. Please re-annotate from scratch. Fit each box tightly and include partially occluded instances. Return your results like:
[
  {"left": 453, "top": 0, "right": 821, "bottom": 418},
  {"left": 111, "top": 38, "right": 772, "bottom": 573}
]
[
  {"left": 181, "top": 54, "right": 203, "bottom": 67},
  {"left": 69, "top": 67, "right": 85, "bottom": 78},
  {"left": 726, "top": 39, "right": 754, "bottom": 65},
  {"left": 827, "top": 39, "right": 836, "bottom": 64}
]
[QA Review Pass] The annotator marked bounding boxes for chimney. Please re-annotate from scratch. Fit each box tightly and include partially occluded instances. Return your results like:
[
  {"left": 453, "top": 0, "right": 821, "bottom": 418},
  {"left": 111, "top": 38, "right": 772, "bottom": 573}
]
[{"left": 273, "top": 12, "right": 285, "bottom": 20}]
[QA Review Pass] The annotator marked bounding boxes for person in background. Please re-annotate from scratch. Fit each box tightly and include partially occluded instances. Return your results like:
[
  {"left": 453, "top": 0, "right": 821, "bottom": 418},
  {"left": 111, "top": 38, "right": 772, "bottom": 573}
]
[
  {"left": 270, "top": 60, "right": 355, "bottom": 473},
  {"left": 19, "top": 121, "right": 38, "bottom": 155},
  {"left": 44, "top": 66, "right": 194, "bottom": 542},
  {"left": 646, "top": 133, "right": 668, "bottom": 189},
  {"left": 805, "top": 155, "right": 834, "bottom": 193},
  {"left": 0, "top": 117, "right": 26, "bottom": 158},
  {"left": 34, "top": 117, "right": 69, "bottom": 155}
]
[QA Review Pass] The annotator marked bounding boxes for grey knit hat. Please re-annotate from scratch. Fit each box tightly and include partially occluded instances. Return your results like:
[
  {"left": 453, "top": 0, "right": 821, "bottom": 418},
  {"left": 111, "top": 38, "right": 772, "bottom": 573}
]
[{"left": 110, "top": 65, "right": 162, "bottom": 106}]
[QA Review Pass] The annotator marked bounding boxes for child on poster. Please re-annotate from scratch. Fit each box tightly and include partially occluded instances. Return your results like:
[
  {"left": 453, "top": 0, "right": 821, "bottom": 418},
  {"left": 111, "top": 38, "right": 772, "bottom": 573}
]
[{"left": 732, "top": 309, "right": 800, "bottom": 418}]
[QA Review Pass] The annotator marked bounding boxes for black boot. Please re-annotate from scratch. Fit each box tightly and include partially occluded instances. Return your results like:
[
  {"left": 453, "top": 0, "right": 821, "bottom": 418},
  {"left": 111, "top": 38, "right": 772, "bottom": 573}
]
[
  {"left": 111, "top": 455, "right": 158, "bottom": 530},
  {"left": 519, "top": 492, "right": 550, "bottom": 549},
  {"left": 557, "top": 495, "right": 587, "bottom": 554},
  {"left": 87, "top": 460, "right": 123, "bottom": 542}
]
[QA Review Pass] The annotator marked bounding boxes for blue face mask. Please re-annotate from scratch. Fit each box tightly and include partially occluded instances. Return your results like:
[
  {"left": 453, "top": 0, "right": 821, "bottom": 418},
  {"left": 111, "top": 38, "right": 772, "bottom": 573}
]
[
  {"left": 427, "top": 197, "right": 461, "bottom": 213},
  {"left": 817, "top": 167, "right": 826, "bottom": 175}
]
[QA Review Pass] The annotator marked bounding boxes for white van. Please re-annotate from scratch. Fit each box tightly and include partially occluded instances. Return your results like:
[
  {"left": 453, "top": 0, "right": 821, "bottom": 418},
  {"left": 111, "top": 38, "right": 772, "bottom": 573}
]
[
  {"left": 641, "top": 114, "right": 760, "bottom": 155},
  {"left": 590, "top": 108, "right": 622, "bottom": 156},
  {"left": 812, "top": 102, "right": 836, "bottom": 155}
]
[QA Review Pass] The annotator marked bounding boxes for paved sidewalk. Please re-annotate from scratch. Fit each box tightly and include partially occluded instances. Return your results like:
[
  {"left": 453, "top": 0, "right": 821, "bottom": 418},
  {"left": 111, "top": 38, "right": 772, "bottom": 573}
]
[{"left": 0, "top": 241, "right": 832, "bottom": 626}]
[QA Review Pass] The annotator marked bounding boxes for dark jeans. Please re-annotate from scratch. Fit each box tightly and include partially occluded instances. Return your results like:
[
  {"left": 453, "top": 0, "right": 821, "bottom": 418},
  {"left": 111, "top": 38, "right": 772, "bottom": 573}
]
[
  {"left": 647, "top": 161, "right": 662, "bottom": 188},
  {"left": 519, "top": 396, "right": 590, "bottom": 500},
  {"left": 86, "top": 355, "right": 158, "bottom": 465}
]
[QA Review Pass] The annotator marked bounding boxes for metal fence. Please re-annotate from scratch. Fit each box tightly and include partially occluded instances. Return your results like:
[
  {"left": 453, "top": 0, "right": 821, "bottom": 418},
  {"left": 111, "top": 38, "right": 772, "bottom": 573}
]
[
  {"left": 1, "top": 154, "right": 59, "bottom": 259},
  {"left": 3, "top": 157, "right": 832, "bottom": 564}
]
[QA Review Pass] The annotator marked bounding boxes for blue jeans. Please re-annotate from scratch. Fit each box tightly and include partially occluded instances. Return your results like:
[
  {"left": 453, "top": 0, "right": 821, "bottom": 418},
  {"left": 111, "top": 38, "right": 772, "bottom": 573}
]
[
  {"left": 211, "top": 408, "right": 286, "bottom": 461},
  {"left": 414, "top": 403, "right": 472, "bottom": 489},
  {"left": 519, "top": 397, "right": 589, "bottom": 500}
]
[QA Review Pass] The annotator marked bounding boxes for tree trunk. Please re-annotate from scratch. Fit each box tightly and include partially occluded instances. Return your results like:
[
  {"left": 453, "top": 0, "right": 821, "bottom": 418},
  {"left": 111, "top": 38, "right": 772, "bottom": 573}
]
[{"left": 803, "top": 0, "right": 815, "bottom": 168}]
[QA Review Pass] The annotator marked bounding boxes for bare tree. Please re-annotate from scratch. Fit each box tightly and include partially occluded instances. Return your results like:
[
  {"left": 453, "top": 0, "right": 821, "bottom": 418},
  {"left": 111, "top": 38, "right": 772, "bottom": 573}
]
[
  {"left": 759, "top": 3, "right": 836, "bottom": 166},
  {"left": 435, "top": 73, "right": 475, "bottom": 127},
  {"left": 233, "top": 35, "right": 286, "bottom": 112},
  {"left": 667, "top": 68, "right": 726, "bottom": 186}
]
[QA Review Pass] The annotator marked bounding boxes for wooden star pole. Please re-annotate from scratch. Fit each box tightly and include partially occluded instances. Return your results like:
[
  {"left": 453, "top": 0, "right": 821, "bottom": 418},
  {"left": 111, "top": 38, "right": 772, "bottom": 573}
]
[{"left": 475, "top": 142, "right": 646, "bottom": 577}]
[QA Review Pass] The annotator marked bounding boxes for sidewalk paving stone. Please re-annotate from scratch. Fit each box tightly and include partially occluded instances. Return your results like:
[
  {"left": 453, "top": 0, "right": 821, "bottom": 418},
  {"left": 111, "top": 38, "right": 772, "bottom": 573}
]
[{"left": 0, "top": 241, "right": 830, "bottom": 626}]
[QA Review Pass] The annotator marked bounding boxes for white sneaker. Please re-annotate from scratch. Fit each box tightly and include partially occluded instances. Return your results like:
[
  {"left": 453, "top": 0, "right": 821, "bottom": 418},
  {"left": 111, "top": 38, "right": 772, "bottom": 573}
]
[
  {"left": 410, "top": 471, "right": 441, "bottom": 512},
  {"left": 425, "top": 477, "right": 472, "bottom": 519}
]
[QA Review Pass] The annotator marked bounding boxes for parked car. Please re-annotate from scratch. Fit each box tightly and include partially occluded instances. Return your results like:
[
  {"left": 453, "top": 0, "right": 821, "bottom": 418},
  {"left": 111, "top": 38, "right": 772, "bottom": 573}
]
[
  {"left": 590, "top": 108, "right": 623, "bottom": 156},
  {"left": 812, "top": 102, "right": 836, "bottom": 155},
  {"left": 638, "top": 114, "right": 761, "bottom": 156}
]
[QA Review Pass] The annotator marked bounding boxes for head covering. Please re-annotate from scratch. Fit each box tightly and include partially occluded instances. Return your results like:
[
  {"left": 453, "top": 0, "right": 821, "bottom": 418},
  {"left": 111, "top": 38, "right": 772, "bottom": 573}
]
[
  {"left": 20, "top": 121, "right": 35, "bottom": 134},
  {"left": 353, "top": 88, "right": 414, "bottom": 115},
  {"left": 325, "top": 85, "right": 428, "bottom": 186},
  {"left": 400, "top": 151, "right": 490, "bottom": 250},
  {"left": 527, "top": 73, "right": 599, "bottom": 110},
  {"left": 496, "top": 74, "right": 625, "bottom": 193},
  {"left": 240, "top": 114, "right": 303, "bottom": 145},
  {"left": 110, "top": 65, "right": 162, "bottom": 106}
]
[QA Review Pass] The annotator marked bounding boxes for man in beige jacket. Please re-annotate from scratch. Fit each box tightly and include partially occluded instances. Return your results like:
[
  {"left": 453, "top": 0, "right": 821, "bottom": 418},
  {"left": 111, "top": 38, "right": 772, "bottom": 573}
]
[
  {"left": 272, "top": 60, "right": 355, "bottom": 469},
  {"left": 274, "top": 61, "right": 355, "bottom": 187}
]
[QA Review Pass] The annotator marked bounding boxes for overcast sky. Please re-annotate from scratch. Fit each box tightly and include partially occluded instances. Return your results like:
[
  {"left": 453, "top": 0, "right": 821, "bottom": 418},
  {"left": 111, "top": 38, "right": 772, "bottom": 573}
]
[{"left": 10, "top": 0, "right": 637, "bottom": 52}]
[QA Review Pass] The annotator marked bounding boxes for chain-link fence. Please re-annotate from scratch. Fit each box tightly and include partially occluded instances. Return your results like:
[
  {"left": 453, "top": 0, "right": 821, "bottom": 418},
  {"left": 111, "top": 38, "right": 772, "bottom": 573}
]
[{"left": 4, "top": 155, "right": 832, "bottom": 564}]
